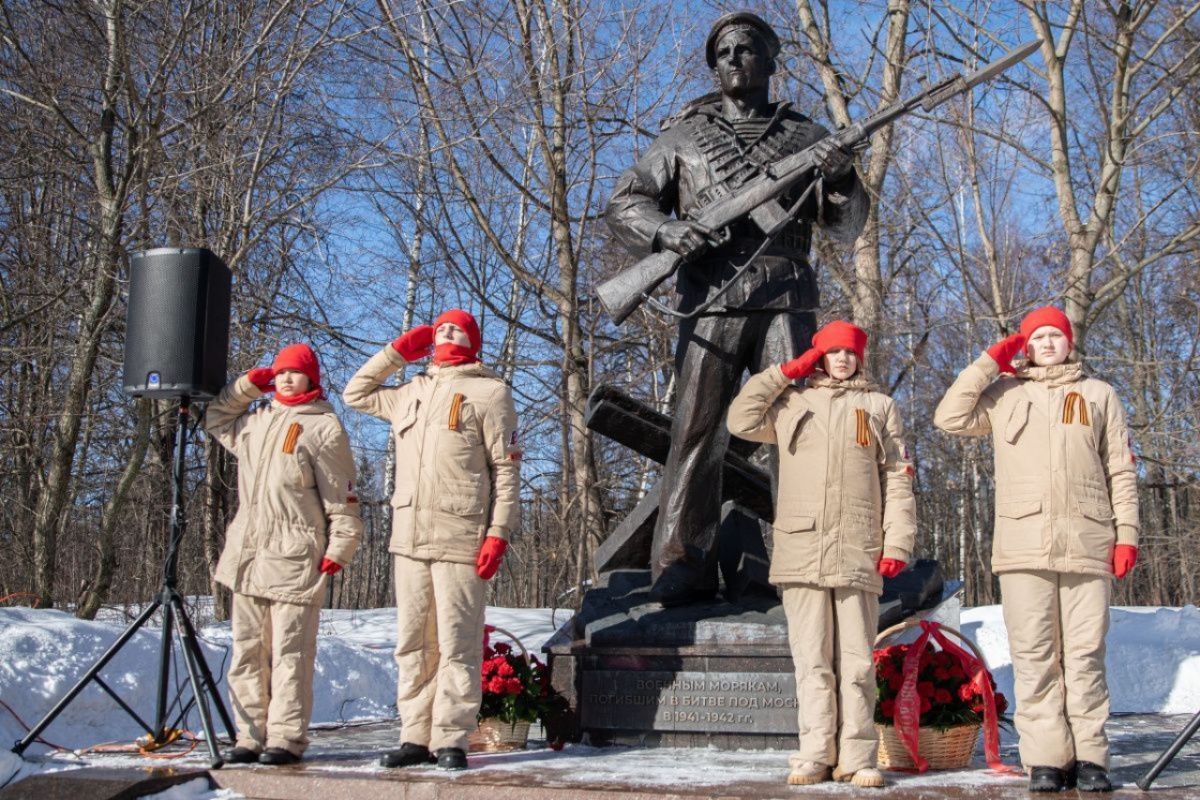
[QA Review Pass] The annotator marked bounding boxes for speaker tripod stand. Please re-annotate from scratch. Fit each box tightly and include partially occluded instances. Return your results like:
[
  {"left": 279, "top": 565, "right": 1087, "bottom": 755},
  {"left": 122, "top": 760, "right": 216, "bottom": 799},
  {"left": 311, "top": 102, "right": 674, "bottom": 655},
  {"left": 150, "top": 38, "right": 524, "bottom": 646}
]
[{"left": 12, "top": 397, "right": 235, "bottom": 768}]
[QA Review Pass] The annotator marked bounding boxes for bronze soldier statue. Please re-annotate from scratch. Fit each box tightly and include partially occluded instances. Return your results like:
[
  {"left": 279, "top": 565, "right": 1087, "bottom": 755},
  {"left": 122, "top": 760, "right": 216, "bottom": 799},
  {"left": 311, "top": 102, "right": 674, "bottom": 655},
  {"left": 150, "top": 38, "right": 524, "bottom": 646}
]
[{"left": 605, "top": 11, "right": 868, "bottom": 606}]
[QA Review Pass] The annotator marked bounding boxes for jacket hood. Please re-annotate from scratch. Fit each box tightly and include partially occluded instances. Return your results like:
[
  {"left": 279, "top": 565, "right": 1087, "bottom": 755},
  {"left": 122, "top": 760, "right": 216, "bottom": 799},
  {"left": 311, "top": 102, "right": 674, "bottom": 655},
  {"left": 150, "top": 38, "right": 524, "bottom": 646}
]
[
  {"left": 806, "top": 371, "right": 880, "bottom": 393},
  {"left": 270, "top": 398, "right": 336, "bottom": 415},
  {"left": 427, "top": 362, "right": 501, "bottom": 381},
  {"left": 1014, "top": 356, "right": 1084, "bottom": 387}
]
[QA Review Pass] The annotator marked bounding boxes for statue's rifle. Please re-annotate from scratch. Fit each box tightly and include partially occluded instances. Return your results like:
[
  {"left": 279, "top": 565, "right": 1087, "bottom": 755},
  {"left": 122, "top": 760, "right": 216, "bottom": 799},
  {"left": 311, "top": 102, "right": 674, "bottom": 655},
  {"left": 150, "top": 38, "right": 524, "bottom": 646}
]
[{"left": 597, "top": 39, "right": 1041, "bottom": 325}]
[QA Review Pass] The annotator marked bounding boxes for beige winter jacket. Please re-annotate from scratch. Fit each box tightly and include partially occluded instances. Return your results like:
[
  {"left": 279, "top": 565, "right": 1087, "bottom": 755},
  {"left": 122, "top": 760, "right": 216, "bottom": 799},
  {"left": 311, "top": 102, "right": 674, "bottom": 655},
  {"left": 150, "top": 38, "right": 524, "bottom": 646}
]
[
  {"left": 727, "top": 366, "right": 917, "bottom": 594},
  {"left": 934, "top": 354, "right": 1139, "bottom": 576},
  {"left": 206, "top": 376, "right": 363, "bottom": 605},
  {"left": 343, "top": 346, "right": 521, "bottom": 563}
]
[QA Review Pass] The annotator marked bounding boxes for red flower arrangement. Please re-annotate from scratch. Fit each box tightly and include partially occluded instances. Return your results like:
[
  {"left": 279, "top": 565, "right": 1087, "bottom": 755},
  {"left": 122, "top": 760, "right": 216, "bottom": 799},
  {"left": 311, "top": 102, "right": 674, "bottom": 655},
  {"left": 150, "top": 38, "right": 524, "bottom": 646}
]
[
  {"left": 479, "top": 626, "right": 568, "bottom": 730},
  {"left": 874, "top": 641, "right": 1009, "bottom": 730}
]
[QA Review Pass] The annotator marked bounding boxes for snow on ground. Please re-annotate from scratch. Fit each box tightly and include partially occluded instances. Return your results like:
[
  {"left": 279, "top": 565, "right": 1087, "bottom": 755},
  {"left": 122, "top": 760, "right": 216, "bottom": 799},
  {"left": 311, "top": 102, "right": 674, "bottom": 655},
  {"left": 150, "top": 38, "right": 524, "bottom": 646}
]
[
  {"left": 0, "top": 604, "right": 560, "bottom": 758},
  {"left": 0, "top": 601, "right": 1196, "bottom": 797},
  {"left": 961, "top": 604, "right": 1200, "bottom": 714}
]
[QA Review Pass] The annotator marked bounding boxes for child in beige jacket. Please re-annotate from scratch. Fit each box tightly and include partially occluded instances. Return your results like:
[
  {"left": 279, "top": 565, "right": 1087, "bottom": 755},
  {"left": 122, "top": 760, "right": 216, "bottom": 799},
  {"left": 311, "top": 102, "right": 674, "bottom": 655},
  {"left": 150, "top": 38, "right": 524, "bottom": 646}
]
[
  {"left": 934, "top": 306, "right": 1138, "bottom": 793},
  {"left": 343, "top": 309, "right": 520, "bottom": 771},
  {"left": 728, "top": 320, "right": 916, "bottom": 788},
  {"left": 205, "top": 343, "right": 363, "bottom": 765}
]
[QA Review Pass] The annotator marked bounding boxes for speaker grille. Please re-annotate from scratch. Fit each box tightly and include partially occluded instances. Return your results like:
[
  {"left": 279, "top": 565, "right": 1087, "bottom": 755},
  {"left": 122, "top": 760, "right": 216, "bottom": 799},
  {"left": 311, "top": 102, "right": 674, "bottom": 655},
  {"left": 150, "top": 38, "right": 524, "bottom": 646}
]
[{"left": 123, "top": 248, "right": 231, "bottom": 400}]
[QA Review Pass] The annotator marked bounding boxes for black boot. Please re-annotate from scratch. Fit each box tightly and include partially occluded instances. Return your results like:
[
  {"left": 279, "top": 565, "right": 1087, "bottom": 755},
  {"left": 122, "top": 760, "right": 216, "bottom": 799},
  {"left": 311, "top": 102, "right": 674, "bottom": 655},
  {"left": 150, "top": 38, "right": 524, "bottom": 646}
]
[
  {"left": 648, "top": 561, "right": 718, "bottom": 608},
  {"left": 1074, "top": 762, "right": 1113, "bottom": 793},
  {"left": 258, "top": 747, "right": 301, "bottom": 765},
  {"left": 435, "top": 747, "right": 468, "bottom": 770},
  {"left": 1029, "top": 766, "right": 1067, "bottom": 792},
  {"left": 223, "top": 746, "right": 259, "bottom": 764},
  {"left": 379, "top": 742, "right": 435, "bottom": 768}
]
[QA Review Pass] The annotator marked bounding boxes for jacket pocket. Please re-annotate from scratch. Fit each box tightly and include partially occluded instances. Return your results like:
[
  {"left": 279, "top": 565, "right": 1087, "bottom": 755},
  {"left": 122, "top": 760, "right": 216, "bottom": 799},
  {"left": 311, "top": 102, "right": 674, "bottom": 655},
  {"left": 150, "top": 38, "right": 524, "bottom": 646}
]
[
  {"left": 773, "top": 514, "right": 817, "bottom": 534},
  {"left": 997, "top": 498, "right": 1042, "bottom": 519},
  {"left": 394, "top": 404, "right": 419, "bottom": 437},
  {"left": 281, "top": 451, "right": 315, "bottom": 488},
  {"left": 258, "top": 526, "right": 319, "bottom": 592},
  {"left": 996, "top": 497, "right": 1043, "bottom": 553},
  {"left": 1004, "top": 400, "right": 1032, "bottom": 444},
  {"left": 778, "top": 408, "right": 812, "bottom": 454},
  {"left": 438, "top": 476, "right": 487, "bottom": 516},
  {"left": 391, "top": 488, "right": 413, "bottom": 508},
  {"left": 1075, "top": 497, "right": 1114, "bottom": 522}
]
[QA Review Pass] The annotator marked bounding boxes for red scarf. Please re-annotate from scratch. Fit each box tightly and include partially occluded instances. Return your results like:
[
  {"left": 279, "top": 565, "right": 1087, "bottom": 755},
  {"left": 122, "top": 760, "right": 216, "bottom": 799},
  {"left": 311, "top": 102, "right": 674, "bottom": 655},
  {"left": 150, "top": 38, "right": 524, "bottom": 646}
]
[
  {"left": 433, "top": 343, "right": 479, "bottom": 366},
  {"left": 274, "top": 387, "right": 324, "bottom": 406}
]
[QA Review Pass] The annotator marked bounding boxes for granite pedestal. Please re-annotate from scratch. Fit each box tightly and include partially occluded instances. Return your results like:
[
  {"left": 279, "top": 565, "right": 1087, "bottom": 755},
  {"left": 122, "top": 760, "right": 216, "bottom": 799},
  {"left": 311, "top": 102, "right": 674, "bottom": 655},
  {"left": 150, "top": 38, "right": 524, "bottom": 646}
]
[{"left": 544, "top": 563, "right": 953, "bottom": 749}]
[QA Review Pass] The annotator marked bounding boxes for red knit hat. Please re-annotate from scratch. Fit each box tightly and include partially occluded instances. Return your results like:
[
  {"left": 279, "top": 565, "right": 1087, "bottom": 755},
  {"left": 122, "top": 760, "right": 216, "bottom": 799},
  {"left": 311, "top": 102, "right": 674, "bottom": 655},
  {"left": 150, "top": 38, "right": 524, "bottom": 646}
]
[
  {"left": 434, "top": 309, "right": 481, "bottom": 355},
  {"left": 272, "top": 343, "right": 321, "bottom": 389},
  {"left": 812, "top": 320, "right": 868, "bottom": 361},
  {"left": 1019, "top": 306, "right": 1073, "bottom": 347}
]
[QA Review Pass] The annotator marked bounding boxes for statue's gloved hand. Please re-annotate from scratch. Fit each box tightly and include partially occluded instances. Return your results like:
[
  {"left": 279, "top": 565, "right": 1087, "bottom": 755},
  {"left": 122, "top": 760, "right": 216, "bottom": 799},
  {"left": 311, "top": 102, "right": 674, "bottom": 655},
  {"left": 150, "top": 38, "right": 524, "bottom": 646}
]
[
  {"left": 811, "top": 138, "right": 854, "bottom": 181},
  {"left": 654, "top": 219, "right": 722, "bottom": 259}
]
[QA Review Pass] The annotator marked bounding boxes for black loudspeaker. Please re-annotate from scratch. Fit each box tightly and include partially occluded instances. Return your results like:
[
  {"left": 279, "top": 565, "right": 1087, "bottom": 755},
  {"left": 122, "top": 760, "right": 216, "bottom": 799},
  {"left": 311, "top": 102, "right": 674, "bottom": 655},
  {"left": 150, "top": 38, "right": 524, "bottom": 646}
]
[{"left": 123, "top": 247, "right": 231, "bottom": 400}]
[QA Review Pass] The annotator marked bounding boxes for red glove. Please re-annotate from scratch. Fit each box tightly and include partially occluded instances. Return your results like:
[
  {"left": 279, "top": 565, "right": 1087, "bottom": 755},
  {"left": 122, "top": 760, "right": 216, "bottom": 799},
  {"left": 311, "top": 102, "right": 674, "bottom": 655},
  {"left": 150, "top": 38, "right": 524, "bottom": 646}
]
[
  {"left": 1113, "top": 545, "right": 1137, "bottom": 579},
  {"left": 781, "top": 348, "right": 825, "bottom": 381},
  {"left": 319, "top": 557, "right": 342, "bottom": 576},
  {"left": 247, "top": 367, "right": 275, "bottom": 393},
  {"left": 476, "top": 537, "right": 508, "bottom": 580},
  {"left": 986, "top": 334, "right": 1026, "bottom": 375},
  {"left": 878, "top": 558, "right": 907, "bottom": 578},
  {"left": 391, "top": 325, "right": 435, "bottom": 361}
]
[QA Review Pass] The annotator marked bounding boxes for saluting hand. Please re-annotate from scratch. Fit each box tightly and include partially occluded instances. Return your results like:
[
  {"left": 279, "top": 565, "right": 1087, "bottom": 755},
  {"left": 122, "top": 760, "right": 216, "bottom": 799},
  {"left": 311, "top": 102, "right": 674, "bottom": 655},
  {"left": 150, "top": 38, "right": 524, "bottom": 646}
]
[
  {"left": 247, "top": 367, "right": 276, "bottom": 393},
  {"left": 986, "top": 333, "right": 1027, "bottom": 375},
  {"left": 392, "top": 325, "right": 435, "bottom": 362},
  {"left": 781, "top": 347, "right": 825, "bottom": 381}
]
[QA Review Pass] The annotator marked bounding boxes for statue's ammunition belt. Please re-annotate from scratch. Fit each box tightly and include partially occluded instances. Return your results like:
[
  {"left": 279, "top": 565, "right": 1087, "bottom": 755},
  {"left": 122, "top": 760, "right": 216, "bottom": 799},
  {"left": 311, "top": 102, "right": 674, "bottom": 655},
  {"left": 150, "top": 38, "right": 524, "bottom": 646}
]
[{"left": 720, "top": 218, "right": 812, "bottom": 259}]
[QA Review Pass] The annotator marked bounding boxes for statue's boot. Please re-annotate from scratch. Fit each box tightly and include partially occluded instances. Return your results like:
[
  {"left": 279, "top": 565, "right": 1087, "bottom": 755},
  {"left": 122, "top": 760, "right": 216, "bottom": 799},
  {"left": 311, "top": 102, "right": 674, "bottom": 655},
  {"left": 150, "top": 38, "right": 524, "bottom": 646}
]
[{"left": 648, "top": 559, "right": 719, "bottom": 607}]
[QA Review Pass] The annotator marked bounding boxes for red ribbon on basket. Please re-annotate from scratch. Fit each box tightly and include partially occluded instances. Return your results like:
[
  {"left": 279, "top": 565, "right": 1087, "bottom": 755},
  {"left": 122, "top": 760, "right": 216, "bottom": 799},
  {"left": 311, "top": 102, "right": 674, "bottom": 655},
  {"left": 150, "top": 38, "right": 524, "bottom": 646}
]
[{"left": 893, "top": 620, "right": 1020, "bottom": 774}]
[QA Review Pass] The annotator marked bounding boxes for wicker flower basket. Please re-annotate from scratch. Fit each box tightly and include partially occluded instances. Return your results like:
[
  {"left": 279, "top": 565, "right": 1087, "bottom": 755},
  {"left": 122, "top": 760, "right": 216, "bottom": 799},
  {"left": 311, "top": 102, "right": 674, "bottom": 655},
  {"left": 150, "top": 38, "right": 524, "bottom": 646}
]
[
  {"left": 876, "top": 720, "right": 981, "bottom": 769},
  {"left": 470, "top": 625, "right": 532, "bottom": 753},
  {"left": 873, "top": 618, "right": 987, "bottom": 770},
  {"left": 470, "top": 718, "right": 532, "bottom": 753}
]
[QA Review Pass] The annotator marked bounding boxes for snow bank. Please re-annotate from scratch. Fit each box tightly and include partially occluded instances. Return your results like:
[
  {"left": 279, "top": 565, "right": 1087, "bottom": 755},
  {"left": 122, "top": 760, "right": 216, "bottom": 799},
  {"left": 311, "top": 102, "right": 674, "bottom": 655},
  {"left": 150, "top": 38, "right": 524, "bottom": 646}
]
[
  {"left": 1, "top": 601, "right": 1194, "bottom": 767},
  {"left": 961, "top": 604, "right": 1200, "bottom": 714},
  {"left": 0, "top": 605, "right": 559, "bottom": 757}
]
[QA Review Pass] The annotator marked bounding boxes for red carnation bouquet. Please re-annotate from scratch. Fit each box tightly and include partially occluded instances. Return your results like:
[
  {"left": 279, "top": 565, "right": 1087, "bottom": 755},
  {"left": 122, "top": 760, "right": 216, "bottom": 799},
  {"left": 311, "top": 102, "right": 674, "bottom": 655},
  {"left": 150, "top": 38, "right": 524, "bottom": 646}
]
[
  {"left": 479, "top": 626, "right": 568, "bottom": 728},
  {"left": 874, "top": 641, "right": 1008, "bottom": 729}
]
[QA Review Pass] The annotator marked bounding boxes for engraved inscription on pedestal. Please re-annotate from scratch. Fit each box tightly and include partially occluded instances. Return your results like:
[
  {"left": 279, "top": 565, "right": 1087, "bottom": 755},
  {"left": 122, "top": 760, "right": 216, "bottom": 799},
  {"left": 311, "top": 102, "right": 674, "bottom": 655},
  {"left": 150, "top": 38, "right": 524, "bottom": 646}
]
[{"left": 581, "top": 670, "right": 798, "bottom": 734}]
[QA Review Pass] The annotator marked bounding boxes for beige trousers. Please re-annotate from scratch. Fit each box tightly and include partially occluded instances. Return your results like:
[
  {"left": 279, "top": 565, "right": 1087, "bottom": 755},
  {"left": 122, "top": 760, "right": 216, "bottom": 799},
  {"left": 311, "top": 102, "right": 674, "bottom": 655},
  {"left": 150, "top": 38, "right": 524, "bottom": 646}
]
[
  {"left": 781, "top": 583, "right": 879, "bottom": 772},
  {"left": 999, "top": 570, "right": 1112, "bottom": 770},
  {"left": 228, "top": 592, "right": 321, "bottom": 755},
  {"left": 393, "top": 554, "right": 486, "bottom": 752}
]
